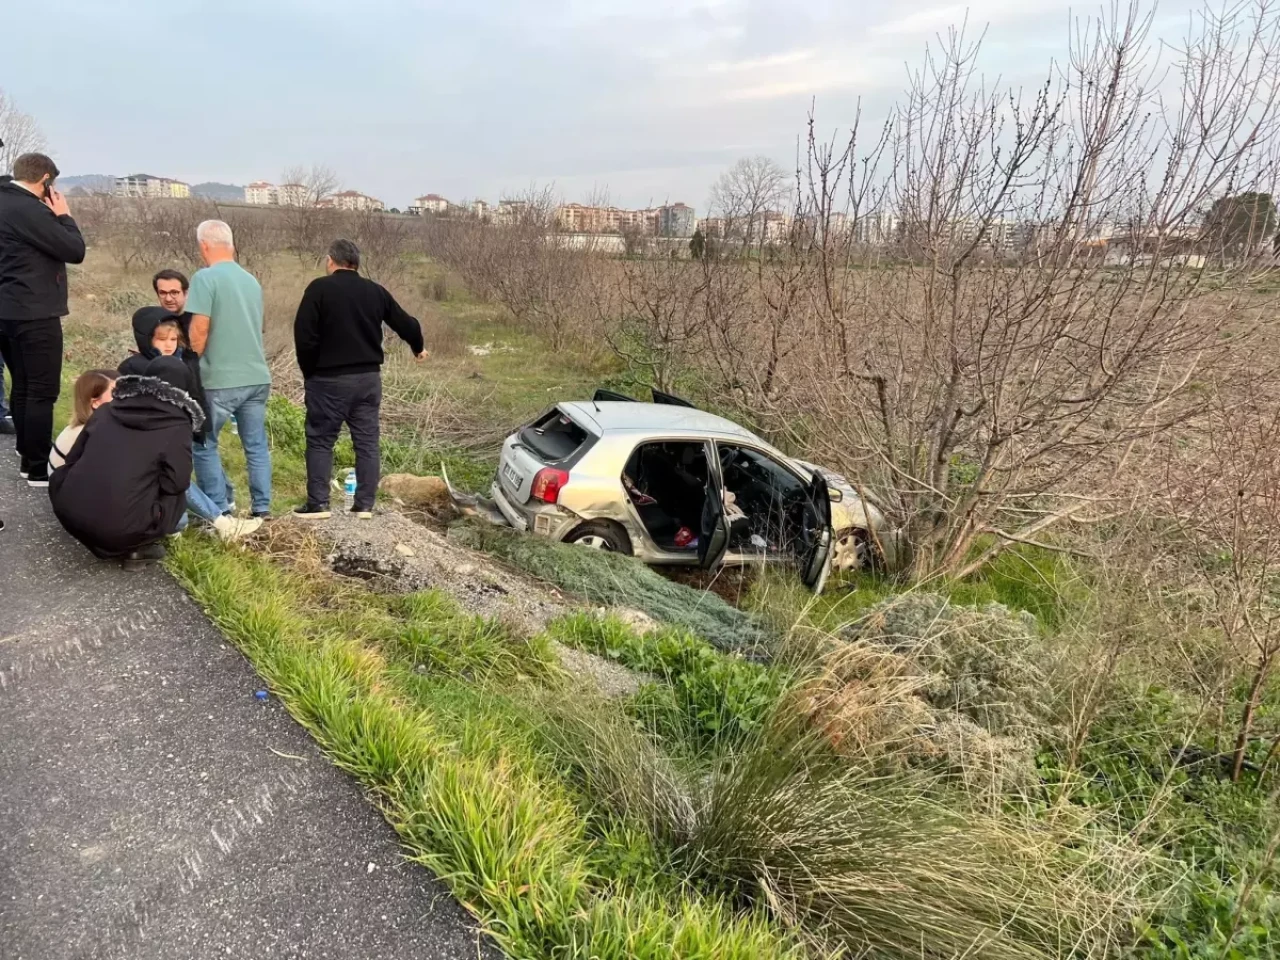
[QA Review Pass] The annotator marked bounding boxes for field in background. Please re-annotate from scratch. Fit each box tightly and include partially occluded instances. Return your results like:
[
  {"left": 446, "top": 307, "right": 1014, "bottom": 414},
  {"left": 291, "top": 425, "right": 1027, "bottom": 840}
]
[{"left": 29, "top": 204, "right": 1280, "bottom": 959}]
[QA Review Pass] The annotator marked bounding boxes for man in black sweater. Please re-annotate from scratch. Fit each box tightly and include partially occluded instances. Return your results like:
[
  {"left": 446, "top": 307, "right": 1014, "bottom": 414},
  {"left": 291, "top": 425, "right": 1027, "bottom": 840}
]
[
  {"left": 0, "top": 154, "right": 86, "bottom": 486},
  {"left": 292, "top": 238, "right": 426, "bottom": 518}
]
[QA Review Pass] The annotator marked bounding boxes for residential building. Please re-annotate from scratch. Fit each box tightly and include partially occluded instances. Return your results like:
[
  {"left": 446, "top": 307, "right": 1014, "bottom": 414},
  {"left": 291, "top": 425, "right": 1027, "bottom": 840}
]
[
  {"left": 115, "top": 174, "right": 191, "bottom": 200},
  {"left": 326, "top": 190, "right": 384, "bottom": 212},
  {"left": 495, "top": 199, "right": 530, "bottom": 224},
  {"left": 656, "top": 203, "right": 696, "bottom": 237},
  {"left": 554, "top": 203, "right": 660, "bottom": 235},
  {"left": 245, "top": 181, "right": 277, "bottom": 205},
  {"left": 278, "top": 182, "right": 310, "bottom": 207},
  {"left": 472, "top": 199, "right": 491, "bottom": 220},
  {"left": 409, "top": 194, "right": 449, "bottom": 216}
]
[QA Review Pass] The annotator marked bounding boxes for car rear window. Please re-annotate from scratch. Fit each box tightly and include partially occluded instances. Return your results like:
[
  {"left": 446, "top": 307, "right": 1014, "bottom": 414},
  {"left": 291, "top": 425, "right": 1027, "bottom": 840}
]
[{"left": 520, "top": 408, "right": 589, "bottom": 462}]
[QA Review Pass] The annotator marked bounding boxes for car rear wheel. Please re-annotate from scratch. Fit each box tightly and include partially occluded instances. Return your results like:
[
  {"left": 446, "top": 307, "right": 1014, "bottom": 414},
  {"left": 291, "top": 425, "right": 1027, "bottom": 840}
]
[
  {"left": 565, "top": 520, "right": 633, "bottom": 555},
  {"left": 832, "top": 527, "right": 877, "bottom": 573}
]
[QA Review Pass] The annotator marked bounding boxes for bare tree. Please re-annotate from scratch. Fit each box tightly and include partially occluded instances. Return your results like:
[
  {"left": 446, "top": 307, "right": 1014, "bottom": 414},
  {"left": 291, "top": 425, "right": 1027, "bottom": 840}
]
[
  {"left": 708, "top": 156, "right": 790, "bottom": 251},
  {"left": 595, "top": 256, "right": 710, "bottom": 391},
  {"left": 280, "top": 164, "right": 341, "bottom": 259},
  {"left": 1163, "top": 384, "right": 1280, "bottom": 783},
  {"left": 0, "top": 88, "right": 47, "bottom": 174},
  {"left": 693, "top": 0, "right": 1280, "bottom": 582},
  {"left": 440, "top": 185, "right": 599, "bottom": 349}
]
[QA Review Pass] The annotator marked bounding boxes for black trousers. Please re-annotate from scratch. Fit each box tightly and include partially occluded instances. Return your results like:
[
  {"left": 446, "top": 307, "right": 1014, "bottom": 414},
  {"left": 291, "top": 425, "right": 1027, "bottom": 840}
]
[
  {"left": 304, "top": 372, "right": 382, "bottom": 510},
  {"left": 0, "top": 316, "right": 63, "bottom": 477}
]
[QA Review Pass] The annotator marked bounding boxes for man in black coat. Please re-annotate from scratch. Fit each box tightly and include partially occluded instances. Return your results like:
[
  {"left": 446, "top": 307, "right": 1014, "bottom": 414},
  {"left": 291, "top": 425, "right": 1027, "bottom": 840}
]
[
  {"left": 0, "top": 153, "right": 87, "bottom": 486},
  {"left": 291, "top": 238, "right": 426, "bottom": 519},
  {"left": 49, "top": 357, "right": 204, "bottom": 568}
]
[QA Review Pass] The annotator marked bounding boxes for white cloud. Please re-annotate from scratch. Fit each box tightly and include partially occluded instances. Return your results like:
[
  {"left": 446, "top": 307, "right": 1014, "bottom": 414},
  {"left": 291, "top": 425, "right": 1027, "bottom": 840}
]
[{"left": 871, "top": 0, "right": 1071, "bottom": 37}]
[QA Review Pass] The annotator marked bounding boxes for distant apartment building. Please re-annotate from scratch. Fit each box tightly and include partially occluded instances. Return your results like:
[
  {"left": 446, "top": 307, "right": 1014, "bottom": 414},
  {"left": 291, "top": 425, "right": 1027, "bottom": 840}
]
[
  {"left": 323, "top": 190, "right": 384, "bottom": 213},
  {"left": 656, "top": 203, "right": 696, "bottom": 237},
  {"left": 278, "top": 182, "right": 310, "bottom": 207},
  {"left": 115, "top": 174, "right": 191, "bottom": 200},
  {"left": 247, "top": 181, "right": 314, "bottom": 206},
  {"left": 245, "top": 181, "right": 277, "bottom": 205},
  {"left": 471, "top": 199, "right": 491, "bottom": 220},
  {"left": 555, "top": 202, "right": 695, "bottom": 236},
  {"left": 495, "top": 199, "right": 530, "bottom": 224},
  {"left": 409, "top": 194, "right": 449, "bottom": 216}
]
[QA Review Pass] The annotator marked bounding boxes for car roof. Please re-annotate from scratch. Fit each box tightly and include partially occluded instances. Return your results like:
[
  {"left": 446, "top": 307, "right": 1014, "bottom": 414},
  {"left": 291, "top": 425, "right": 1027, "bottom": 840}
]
[{"left": 560, "top": 400, "right": 762, "bottom": 443}]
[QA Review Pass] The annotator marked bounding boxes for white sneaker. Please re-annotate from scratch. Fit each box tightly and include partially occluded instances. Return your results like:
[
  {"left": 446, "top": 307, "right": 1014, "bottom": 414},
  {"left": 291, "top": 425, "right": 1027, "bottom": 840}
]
[{"left": 213, "top": 514, "right": 264, "bottom": 542}]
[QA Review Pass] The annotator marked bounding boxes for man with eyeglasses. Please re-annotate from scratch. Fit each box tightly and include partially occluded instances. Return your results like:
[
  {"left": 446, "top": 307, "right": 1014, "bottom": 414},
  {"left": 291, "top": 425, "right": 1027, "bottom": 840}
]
[{"left": 151, "top": 268, "right": 193, "bottom": 335}]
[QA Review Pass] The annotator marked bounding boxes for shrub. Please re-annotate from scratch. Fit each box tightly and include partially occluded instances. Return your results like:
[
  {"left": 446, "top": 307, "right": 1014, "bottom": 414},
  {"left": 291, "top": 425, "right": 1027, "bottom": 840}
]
[{"left": 796, "top": 593, "right": 1057, "bottom": 791}]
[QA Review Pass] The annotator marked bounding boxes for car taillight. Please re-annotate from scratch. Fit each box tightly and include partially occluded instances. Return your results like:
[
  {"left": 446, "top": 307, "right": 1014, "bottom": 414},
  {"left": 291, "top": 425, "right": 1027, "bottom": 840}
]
[{"left": 531, "top": 467, "right": 569, "bottom": 504}]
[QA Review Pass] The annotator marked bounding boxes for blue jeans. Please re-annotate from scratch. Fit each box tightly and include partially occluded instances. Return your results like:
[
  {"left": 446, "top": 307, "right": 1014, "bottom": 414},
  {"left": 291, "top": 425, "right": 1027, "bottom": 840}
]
[
  {"left": 193, "top": 384, "right": 272, "bottom": 515},
  {"left": 185, "top": 483, "right": 222, "bottom": 523}
]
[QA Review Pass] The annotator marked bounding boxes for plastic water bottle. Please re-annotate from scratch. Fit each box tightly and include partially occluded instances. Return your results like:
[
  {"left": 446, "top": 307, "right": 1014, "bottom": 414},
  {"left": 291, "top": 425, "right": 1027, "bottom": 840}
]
[
  {"left": 343, "top": 469, "right": 357, "bottom": 512},
  {"left": 229, "top": 414, "right": 238, "bottom": 436}
]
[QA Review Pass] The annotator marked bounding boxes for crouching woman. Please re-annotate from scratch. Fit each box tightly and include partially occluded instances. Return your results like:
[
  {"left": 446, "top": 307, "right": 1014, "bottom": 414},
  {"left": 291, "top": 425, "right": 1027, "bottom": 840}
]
[{"left": 50, "top": 357, "right": 203, "bottom": 570}]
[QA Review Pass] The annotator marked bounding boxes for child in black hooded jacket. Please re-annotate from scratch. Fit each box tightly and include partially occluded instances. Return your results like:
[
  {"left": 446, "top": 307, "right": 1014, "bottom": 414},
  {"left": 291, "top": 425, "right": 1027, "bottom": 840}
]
[
  {"left": 50, "top": 356, "right": 205, "bottom": 567},
  {"left": 120, "top": 306, "right": 210, "bottom": 442}
]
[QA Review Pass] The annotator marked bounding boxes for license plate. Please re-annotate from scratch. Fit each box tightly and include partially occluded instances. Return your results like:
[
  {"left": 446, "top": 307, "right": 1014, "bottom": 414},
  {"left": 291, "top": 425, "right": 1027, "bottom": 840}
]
[{"left": 501, "top": 461, "right": 522, "bottom": 488}]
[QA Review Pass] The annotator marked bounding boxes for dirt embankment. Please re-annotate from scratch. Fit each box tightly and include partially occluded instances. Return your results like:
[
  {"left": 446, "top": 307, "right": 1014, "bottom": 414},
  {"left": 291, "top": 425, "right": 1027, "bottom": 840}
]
[{"left": 272, "top": 508, "right": 649, "bottom": 697}]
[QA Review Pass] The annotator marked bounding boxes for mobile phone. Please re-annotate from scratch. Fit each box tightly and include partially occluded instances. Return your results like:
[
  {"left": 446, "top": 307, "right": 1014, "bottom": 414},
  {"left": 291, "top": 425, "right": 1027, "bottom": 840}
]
[{"left": 43, "top": 176, "right": 55, "bottom": 201}]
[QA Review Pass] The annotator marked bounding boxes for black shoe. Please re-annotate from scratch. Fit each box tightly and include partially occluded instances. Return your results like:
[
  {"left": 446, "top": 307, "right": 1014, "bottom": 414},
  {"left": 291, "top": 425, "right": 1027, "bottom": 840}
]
[
  {"left": 292, "top": 504, "right": 332, "bottom": 520},
  {"left": 121, "top": 542, "right": 167, "bottom": 571},
  {"left": 0, "top": 417, "right": 14, "bottom": 436},
  {"left": 351, "top": 506, "right": 374, "bottom": 519},
  {"left": 0, "top": 518, "right": 5, "bottom": 531},
  {"left": 252, "top": 510, "right": 271, "bottom": 520},
  {"left": 26, "top": 471, "right": 49, "bottom": 488}
]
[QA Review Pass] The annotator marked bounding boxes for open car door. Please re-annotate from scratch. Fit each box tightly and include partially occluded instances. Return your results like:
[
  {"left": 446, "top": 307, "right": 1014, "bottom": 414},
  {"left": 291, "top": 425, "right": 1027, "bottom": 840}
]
[
  {"left": 594, "top": 388, "right": 635, "bottom": 403},
  {"left": 651, "top": 388, "right": 696, "bottom": 408},
  {"left": 698, "top": 452, "right": 731, "bottom": 571},
  {"left": 800, "top": 471, "right": 835, "bottom": 592}
]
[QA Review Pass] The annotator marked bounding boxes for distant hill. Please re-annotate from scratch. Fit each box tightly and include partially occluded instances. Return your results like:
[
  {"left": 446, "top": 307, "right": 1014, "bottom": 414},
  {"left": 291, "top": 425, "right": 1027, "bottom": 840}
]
[
  {"left": 192, "top": 182, "right": 244, "bottom": 202},
  {"left": 58, "top": 174, "right": 115, "bottom": 194}
]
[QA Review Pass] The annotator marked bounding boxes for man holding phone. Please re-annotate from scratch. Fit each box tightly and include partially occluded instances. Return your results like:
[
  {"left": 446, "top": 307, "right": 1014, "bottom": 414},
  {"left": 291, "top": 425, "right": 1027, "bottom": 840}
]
[{"left": 0, "top": 153, "right": 86, "bottom": 486}]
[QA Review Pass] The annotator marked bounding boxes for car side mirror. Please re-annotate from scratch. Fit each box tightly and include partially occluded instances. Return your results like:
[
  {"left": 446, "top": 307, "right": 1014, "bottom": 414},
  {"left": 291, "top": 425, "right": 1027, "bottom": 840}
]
[{"left": 828, "top": 488, "right": 843, "bottom": 503}]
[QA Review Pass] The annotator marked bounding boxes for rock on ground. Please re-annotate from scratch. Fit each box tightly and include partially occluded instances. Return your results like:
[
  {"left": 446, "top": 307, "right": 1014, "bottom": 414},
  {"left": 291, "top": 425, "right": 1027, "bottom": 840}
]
[{"left": 289, "top": 510, "right": 569, "bottom": 635}]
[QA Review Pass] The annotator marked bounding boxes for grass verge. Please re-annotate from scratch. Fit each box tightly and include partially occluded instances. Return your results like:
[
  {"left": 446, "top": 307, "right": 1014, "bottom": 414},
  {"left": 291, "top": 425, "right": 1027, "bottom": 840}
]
[{"left": 166, "top": 534, "right": 804, "bottom": 960}]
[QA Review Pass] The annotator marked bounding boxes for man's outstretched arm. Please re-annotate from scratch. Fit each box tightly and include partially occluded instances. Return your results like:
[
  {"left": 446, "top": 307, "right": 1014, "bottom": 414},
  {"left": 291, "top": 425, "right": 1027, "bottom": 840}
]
[{"left": 381, "top": 287, "right": 427, "bottom": 359}]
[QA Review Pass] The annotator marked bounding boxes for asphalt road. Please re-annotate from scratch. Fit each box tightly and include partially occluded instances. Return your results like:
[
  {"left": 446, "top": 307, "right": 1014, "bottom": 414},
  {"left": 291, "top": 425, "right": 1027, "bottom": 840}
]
[{"left": 0, "top": 439, "right": 495, "bottom": 960}]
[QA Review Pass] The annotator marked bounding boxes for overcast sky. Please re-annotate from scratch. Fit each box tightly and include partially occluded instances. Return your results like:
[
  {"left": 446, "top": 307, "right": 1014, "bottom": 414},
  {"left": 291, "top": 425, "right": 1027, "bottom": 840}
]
[{"left": 4, "top": 0, "right": 1203, "bottom": 210}]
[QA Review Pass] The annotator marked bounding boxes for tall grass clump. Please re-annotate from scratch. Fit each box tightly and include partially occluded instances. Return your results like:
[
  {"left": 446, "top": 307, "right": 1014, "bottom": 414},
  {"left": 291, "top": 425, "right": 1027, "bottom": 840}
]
[{"left": 535, "top": 673, "right": 1160, "bottom": 960}]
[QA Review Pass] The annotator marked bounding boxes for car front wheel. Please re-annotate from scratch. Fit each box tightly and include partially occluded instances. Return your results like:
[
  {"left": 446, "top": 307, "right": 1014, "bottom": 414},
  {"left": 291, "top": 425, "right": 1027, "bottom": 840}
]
[
  {"left": 831, "top": 527, "right": 877, "bottom": 573},
  {"left": 565, "top": 520, "right": 633, "bottom": 555}
]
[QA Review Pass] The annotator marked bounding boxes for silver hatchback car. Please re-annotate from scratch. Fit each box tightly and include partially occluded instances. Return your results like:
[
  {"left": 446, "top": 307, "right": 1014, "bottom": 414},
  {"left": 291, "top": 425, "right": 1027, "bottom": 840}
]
[{"left": 486, "top": 390, "right": 900, "bottom": 592}]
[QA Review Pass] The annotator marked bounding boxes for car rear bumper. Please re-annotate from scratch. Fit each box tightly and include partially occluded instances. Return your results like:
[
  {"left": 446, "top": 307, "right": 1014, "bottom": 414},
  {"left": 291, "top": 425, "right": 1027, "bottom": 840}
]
[
  {"left": 490, "top": 480, "right": 529, "bottom": 530},
  {"left": 490, "top": 480, "right": 581, "bottom": 540}
]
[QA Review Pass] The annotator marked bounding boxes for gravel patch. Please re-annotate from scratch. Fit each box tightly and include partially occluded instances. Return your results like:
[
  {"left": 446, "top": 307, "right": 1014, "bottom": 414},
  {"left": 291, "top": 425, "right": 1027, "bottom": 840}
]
[
  {"left": 282, "top": 510, "right": 569, "bottom": 634},
  {"left": 552, "top": 642, "right": 650, "bottom": 698}
]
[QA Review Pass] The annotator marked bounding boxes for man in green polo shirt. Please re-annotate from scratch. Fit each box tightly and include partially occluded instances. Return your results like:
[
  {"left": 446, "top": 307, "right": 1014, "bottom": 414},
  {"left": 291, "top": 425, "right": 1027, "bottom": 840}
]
[{"left": 186, "top": 219, "right": 273, "bottom": 517}]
